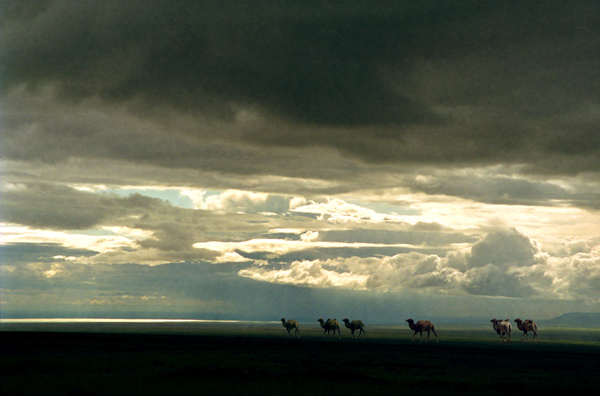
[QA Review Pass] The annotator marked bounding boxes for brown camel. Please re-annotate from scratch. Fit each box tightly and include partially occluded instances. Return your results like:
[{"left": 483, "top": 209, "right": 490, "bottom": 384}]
[
  {"left": 281, "top": 318, "right": 300, "bottom": 338},
  {"left": 490, "top": 318, "right": 511, "bottom": 344},
  {"left": 342, "top": 318, "right": 366, "bottom": 339},
  {"left": 405, "top": 319, "right": 438, "bottom": 343},
  {"left": 514, "top": 318, "right": 538, "bottom": 342},
  {"left": 317, "top": 318, "right": 341, "bottom": 339}
]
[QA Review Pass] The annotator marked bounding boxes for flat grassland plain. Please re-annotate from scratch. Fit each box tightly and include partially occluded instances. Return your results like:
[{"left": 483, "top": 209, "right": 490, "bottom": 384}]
[{"left": 2, "top": 321, "right": 599, "bottom": 395}]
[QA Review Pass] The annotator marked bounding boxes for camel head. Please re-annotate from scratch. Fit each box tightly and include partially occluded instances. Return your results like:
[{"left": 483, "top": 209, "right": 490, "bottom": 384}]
[
  {"left": 514, "top": 318, "right": 522, "bottom": 324},
  {"left": 317, "top": 318, "right": 324, "bottom": 324},
  {"left": 490, "top": 318, "right": 503, "bottom": 327},
  {"left": 406, "top": 318, "right": 414, "bottom": 324},
  {"left": 342, "top": 318, "right": 350, "bottom": 323},
  {"left": 281, "top": 318, "right": 286, "bottom": 323}
]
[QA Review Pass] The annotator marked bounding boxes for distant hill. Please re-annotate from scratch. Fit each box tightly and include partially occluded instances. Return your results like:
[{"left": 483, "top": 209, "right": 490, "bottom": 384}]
[{"left": 538, "top": 312, "right": 600, "bottom": 328}]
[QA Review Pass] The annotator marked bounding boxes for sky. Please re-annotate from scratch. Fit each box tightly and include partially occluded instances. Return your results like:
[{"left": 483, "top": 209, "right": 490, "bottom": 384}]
[{"left": 1, "top": 0, "right": 599, "bottom": 323}]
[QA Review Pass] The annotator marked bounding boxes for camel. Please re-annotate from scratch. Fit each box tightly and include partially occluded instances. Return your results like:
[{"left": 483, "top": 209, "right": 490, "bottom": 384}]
[
  {"left": 514, "top": 318, "right": 538, "bottom": 342},
  {"left": 405, "top": 319, "right": 438, "bottom": 343},
  {"left": 317, "top": 318, "right": 341, "bottom": 339},
  {"left": 342, "top": 318, "right": 366, "bottom": 339},
  {"left": 490, "top": 318, "right": 511, "bottom": 344},
  {"left": 281, "top": 318, "right": 300, "bottom": 338}
]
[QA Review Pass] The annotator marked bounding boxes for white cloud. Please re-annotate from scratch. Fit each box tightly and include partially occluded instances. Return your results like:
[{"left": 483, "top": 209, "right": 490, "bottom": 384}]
[
  {"left": 193, "top": 238, "right": 419, "bottom": 258},
  {"left": 181, "top": 189, "right": 291, "bottom": 214},
  {"left": 300, "top": 231, "right": 319, "bottom": 242},
  {"left": 289, "top": 196, "right": 307, "bottom": 210},
  {"left": 291, "top": 198, "right": 408, "bottom": 224},
  {"left": 0, "top": 224, "right": 139, "bottom": 253},
  {"left": 542, "top": 253, "right": 600, "bottom": 302},
  {"left": 215, "top": 252, "right": 253, "bottom": 263},
  {"left": 237, "top": 228, "right": 600, "bottom": 302},
  {"left": 238, "top": 259, "right": 370, "bottom": 289}
]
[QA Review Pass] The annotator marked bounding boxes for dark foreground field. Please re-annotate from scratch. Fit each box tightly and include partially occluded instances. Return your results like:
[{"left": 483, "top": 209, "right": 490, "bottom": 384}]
[{"left": 2, "top": 325, "right": 599, "bottom": 395}]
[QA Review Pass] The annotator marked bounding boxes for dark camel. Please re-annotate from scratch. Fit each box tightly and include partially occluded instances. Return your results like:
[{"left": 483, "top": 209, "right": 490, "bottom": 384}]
[{"left": 406, "top": 319, "right": 438, "bottom": 343}]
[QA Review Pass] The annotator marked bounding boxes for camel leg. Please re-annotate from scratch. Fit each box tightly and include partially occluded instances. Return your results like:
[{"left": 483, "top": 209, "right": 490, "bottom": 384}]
[
  {"left": 432, "top": 328, "right": 439, "bottom": 343},
  {"left": 425, "top": 330, "right": 430, "bottom": 343}
]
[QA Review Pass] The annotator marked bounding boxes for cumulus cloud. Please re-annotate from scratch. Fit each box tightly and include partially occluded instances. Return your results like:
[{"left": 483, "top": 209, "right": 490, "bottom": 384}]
[
  {"left": 239, "top": 253, "right": 459, "bottom": 292},
  {"left": 543, "top": 253, "right": 600, "bottom": 302},
  {"left": 239, "top": 228, "right": 600, "bottom": 302},
  {"left": 239, "top": 260, "right": 370, "bottom": 289},
  {"left": 182, "top": 190, "right": 291, "bottom": 214},
  {"left": 466, "top": 228, "right": 539, "bottom": 268}
]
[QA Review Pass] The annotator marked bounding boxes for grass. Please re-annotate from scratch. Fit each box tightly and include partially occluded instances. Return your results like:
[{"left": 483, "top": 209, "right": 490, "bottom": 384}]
[{"left": 2, "top": 323, "right": 599, "bottom": 395}]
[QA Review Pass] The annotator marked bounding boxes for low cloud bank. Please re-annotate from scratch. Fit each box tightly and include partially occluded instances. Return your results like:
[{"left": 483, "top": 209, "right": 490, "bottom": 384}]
[{"left": 239, "top": 228, "right": 600, "bottom": 303}]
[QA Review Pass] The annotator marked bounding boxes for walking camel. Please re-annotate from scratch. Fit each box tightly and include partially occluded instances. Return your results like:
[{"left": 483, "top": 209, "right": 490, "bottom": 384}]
[
  {"left": 281, "top": 318, "right": 300, "bottom": 338},
  {"left": 514, "top": 318, "right": 538, "bottom": 342},
  {"left": 490, "top": 318, "right": 511, "bottom": 344},
  {"left": 342, "top": 318, "right": 366, "bottom": 339},
  {"left": 405, "top": 319, "right": 438, "bottom": 343},
  {"left": 317, "top": 318, "right": 341, "bottom": 339}
]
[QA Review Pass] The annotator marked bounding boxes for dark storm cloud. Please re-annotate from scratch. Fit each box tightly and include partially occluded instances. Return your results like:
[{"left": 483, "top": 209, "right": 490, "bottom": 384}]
[
  {"left": 2, "top": 1, "right": 599, "bottom": 174},
  {"left": 1, "top": 0, "right": 433, "bottom": 125},
  {"left": 408, "top": 173, "right": 574, "bottom": 206},
  {"left": 0, "top": 182, "right": 167, "bottom": 229},
  {"left": 0, "top": 243, "right": 97, "bottom": 264}
]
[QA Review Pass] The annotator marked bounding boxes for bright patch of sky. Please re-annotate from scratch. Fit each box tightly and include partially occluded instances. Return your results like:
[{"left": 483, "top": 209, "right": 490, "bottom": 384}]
[
  {"left": 343, "top": 198, "right": 421, "bottom": 217},
  {"left": 102, "top": 188, "right": 196, "bottom": 209}
]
